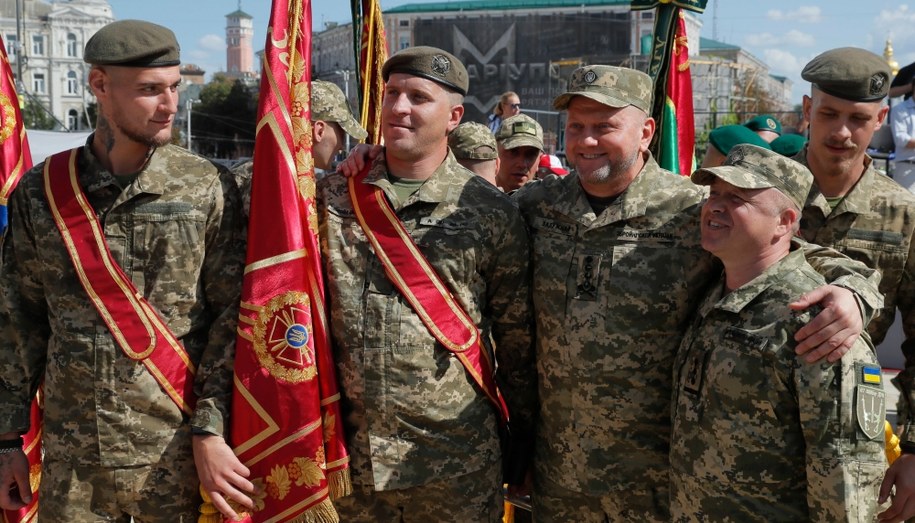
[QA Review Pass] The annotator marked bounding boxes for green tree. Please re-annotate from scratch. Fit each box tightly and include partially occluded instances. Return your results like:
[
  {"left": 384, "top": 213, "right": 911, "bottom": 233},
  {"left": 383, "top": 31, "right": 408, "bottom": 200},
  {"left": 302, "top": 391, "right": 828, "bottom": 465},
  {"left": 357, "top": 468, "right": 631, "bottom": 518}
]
[
  {"left": 22, "top": 99, "right": 56, "bottom": 130},
  {"left": 193, "top": 74, "right": 257, "bottom": 159}
]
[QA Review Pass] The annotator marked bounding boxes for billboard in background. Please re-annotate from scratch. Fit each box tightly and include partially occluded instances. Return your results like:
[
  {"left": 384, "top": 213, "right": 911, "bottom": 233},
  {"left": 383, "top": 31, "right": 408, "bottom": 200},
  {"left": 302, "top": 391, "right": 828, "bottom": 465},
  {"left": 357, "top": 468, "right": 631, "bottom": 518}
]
[{"left": 413, "top": 12, "right": 633, "bottom": 125}]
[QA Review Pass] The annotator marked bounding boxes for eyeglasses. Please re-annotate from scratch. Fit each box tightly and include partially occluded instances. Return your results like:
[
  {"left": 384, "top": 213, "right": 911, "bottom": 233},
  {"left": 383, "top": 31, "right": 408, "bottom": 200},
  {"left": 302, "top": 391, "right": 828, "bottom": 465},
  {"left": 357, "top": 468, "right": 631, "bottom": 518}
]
[{"left": 509, "top": 103, "right": 522, "bottom": 109}]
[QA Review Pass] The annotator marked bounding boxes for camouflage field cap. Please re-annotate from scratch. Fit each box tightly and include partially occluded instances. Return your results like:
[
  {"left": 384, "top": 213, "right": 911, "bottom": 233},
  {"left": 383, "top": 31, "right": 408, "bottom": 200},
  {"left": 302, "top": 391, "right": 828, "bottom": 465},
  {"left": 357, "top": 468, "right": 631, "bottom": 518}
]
[
  {"left": 708, "top": 124, "right": 771, "bottom": 155},
  {"left": 382, "top": 46, "right": 469, "bottom": 95},
  {"left": 312, "top": 80, "right": 367, "bottom": 140},
  {"left": 84, "top": 20, "right": 180, "bottom": 67},
  {"left": 801, "top": 47, "right": 891, "bottom": 102},
  {"left": 770, "top": 134, "right": 807, "bottom": 157},
  {"left": 692, "top": 143, "right": 813, "bottom": 211},
  {"left": 449, "top": 122, "right": 498, "bottom": 160},
  {"left": 744, "top": 114, "right": 782, "bottom": 136},
  {"left": 495, "top": 114, "right": 544, "bottom": 151},
  {"left": 553, "top": 65, "right": 652, "bottom": 114}
]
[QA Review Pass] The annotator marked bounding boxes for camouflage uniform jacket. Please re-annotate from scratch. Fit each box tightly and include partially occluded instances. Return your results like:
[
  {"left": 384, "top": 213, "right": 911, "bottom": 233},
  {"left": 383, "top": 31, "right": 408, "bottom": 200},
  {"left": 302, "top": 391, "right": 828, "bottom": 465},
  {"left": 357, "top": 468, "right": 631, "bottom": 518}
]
[
  {"left": 0, "top": 143, "right": 245, "bottom": 466},
  {"left": 317, "top": 151, "right": 535, "bottom": 491},
  {"left": 796, "top": 148, "right": 915, "bottom": 440},
  {"left": 670, "top": 248, "right": 886, "bottom": 522},
  {"left": 512, "top": 154, "right": 883, "bottom": 497}
]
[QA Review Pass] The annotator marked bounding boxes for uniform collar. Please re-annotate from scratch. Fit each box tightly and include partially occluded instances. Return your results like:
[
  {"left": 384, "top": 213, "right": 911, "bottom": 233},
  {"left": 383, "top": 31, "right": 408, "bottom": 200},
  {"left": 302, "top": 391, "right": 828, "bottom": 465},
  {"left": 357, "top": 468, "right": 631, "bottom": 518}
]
[
  {"left": 80, "top": 136, "right": 169, "bottom": 196},
  {"left": 795, "top": 145, "right": 877, "bottom": 217},
  {"left": 362, "top": 148, "right": 468, "bottom": 207},
  {"left": 712, "top": 246, "right": 806, "bottom": 315}
]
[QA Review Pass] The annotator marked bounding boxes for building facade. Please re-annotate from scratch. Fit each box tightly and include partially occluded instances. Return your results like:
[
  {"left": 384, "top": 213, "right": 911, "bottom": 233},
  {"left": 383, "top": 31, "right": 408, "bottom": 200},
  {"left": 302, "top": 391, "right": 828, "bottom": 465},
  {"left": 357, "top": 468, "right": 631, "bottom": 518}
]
[{"left": 0, "top": 0, "right": 112, "bottom": 130}]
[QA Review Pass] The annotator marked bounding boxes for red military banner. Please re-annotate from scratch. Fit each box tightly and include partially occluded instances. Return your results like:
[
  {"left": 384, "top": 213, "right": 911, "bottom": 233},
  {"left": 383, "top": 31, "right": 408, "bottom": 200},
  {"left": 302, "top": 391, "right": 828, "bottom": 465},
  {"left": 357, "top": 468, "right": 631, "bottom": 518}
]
[
  {"left": 0, "top": 34, "right": 38, "bottom": 523},
  {"left": 217, "top": 1, "right": 350, "bottom": 521}
]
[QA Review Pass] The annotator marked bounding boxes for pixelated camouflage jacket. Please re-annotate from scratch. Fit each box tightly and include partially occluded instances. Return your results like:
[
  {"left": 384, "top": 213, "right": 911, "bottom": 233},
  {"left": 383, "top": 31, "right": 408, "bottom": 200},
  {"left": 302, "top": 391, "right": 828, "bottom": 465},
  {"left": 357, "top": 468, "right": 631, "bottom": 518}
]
[
  {"left": 512, "top": 153, "right": 883, "bottom": 497},
  {"left": 670, "top": 247, "right": 885, "bottom": 522},
  {"left": 0, "top": 143, "right": 245, "bottom": 466},
  {"left": 317, "top": 150, "right": 535, "bottom": 491},
  {"left": 795, "top": 147, "right": 915, "bottom": 439}
]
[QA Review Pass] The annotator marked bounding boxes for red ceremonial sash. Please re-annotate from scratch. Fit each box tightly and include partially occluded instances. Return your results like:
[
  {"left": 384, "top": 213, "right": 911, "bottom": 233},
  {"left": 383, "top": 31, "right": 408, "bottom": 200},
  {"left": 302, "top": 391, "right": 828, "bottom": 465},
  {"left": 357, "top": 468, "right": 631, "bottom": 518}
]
[
  {"left": 347, "top": 169, "right": 510, "bottom": 425},
  {"left": 42, "top": 148, "right": 196, "bottom": 415}
]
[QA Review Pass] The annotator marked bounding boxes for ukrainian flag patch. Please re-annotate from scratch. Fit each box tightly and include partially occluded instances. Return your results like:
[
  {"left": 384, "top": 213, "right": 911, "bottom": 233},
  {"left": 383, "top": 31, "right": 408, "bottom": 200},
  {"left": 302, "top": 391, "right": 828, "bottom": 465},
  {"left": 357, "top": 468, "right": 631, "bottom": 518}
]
[{"left": 862, "top": 365, "right": 882, "bottom": 385}]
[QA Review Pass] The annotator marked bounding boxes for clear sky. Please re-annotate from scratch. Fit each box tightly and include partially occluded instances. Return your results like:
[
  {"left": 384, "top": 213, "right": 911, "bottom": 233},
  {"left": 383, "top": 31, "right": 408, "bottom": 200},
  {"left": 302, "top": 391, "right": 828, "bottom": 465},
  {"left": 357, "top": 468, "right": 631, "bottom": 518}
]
[{"left": 107, "top": 0, "right": 915, "bottom": 104}]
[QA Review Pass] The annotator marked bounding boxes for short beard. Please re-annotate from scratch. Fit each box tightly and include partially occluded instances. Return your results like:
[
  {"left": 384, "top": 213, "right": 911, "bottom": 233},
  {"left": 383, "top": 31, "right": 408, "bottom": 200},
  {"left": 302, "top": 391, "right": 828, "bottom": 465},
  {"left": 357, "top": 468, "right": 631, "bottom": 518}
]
[
  {"left": 119, "top": 123, "right": 171, "bottom": 148},
  {"left": 579, "top": 150, "right": 638, "bottom": 185}
]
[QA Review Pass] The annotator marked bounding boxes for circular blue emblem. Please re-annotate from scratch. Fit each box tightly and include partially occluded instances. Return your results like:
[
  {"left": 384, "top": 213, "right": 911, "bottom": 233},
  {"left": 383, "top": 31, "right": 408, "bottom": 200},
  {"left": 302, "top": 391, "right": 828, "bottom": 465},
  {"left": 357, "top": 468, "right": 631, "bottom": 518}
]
[{"left": 285, "top": 324, "right": 309, "bottom": 348}]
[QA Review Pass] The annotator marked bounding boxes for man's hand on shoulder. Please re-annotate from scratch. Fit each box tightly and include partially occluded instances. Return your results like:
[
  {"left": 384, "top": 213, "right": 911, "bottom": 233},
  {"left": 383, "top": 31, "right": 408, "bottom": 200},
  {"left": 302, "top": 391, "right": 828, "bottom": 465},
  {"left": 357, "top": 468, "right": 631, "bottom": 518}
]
[
  {"left": 790, "top": 284, "right": 862, "bottom": 363},
  {"left": 337, "top": 144, "right": 383, "bottom": 177},
  {"left": 193, "top": 434, "right": 255, "bottom": 521}
]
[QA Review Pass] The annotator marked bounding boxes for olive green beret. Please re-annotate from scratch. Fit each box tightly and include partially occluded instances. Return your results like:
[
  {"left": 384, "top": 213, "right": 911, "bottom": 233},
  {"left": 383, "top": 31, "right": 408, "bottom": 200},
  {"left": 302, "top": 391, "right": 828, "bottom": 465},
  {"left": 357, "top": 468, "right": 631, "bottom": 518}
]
[
  {"left": 553, "top": 65, "right": 652, "bottom": 114},
  {"left": 382, "top": 46, "right": 468, "bottom": 95},
  {"left": 311, "top": 80, "right": 367, "bottom": 140},
  {"left": 85, "top": 20, "right": 180, "bottom": 67},
  {"left": 708, "top": 125, "right": 771, "bottom": 156},
  {"left": 449, "top": 122, "right": 498, "bottom": 160},
  {"left": 770, "top": 134, "right": 807, "bottom": 158},
  {"left": 692, "top": 143, "right": 813, "bottom": 211},
  {"left": 801, "top": 47, "right": 891, "bottom": 102},
  {"left": 744, "top": 114, "right": 782, "bottom": 136},
  {"left": 495, "top": 114, "right": 544, "bottom": 151}
]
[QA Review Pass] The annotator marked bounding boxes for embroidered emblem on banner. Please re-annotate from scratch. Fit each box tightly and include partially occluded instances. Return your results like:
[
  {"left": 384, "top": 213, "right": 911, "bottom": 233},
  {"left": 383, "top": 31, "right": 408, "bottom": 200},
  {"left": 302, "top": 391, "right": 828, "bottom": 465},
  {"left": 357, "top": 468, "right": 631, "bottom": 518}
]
[
  {"left": 253, "top": 291, "right": 317, "bottom": 383},
  {"left": 856, "top": 385, "right": 885, "bottom": 440},
  {"left": 0, "top": 92, "right": 16, "bottom": 143}
]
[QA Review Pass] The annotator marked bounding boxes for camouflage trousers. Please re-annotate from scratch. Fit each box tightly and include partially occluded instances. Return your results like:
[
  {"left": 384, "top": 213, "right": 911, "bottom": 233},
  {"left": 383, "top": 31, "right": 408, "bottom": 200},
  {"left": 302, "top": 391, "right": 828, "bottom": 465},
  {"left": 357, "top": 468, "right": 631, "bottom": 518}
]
[
  {"left": 532, "top": 474, "right": 669, "bottom": 522},
  {"left": 38, "top": 456, "right": 200, "bottom": 522},
  {"left": 334, "top": 461, "right": 504, "bottom": 522}
]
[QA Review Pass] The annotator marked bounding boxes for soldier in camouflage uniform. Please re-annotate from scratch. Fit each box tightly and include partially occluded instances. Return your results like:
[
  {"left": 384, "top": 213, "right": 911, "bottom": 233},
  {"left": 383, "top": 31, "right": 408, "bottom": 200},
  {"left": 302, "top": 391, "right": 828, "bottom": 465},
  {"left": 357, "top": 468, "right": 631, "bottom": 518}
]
[
  {"left": 495, "top": 114, "right": 543, "bottom": 192},
  {"left": 448, "top": 121, "right": 500, "bottom": 186},
  {"left": 0, "top": 21, "right": 251, "bottom": 522},
  {"left": 511, "top": 65, "right": 884, "bottom": 522},
  {"left": 233, "top": 80, "right": 367, "bottom": 214},
  {"left": 317, "top": 46, "right": 535, "bottom": 522},
  {"left": 670, "top": 144, "right": 886, "bottom": 521},
  {"left": 791, "top": 48, "right": 915, "bottom": 521}
]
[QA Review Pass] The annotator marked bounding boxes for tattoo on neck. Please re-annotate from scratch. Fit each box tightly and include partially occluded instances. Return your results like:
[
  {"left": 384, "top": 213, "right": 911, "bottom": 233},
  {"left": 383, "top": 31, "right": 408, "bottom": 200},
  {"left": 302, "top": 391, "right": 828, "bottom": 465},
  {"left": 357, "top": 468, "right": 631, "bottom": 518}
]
[{"left": 97, "top": 116, "right": 115, "bottom": 153}]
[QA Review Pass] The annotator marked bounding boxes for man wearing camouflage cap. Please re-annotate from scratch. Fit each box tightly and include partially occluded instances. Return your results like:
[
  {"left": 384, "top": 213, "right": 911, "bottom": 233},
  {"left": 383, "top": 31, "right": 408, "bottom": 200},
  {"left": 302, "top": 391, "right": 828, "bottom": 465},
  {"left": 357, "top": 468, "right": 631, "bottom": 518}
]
[
  {"left": 317, "top": 45, "right": 534, "bottom": 522},
  {"left": 0, "top": 19, "right": 252, "bottom": 521},
  {"left": 512, "top": 64, "right": 882, "bottom": 521},
  {"left": 233, "top": 79, "right": 367, "bottom": 214},
  {"left": 793, "top": 46, "right": 915, "bottom": 521},
  {"left": 671, "top": 144, "right": 885, "bottom": 521},
  {"left": 495, "top": 113, "right": 544, "bottom": 192},
  {"left": 449, "top": 121, "right": 500, "bottom": 186}
]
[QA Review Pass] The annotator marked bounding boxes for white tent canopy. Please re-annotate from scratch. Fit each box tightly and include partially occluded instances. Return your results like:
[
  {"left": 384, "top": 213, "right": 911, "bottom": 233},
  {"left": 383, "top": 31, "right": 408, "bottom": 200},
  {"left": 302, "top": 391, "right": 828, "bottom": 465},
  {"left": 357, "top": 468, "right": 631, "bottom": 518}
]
[{"left": 25, "top": 129, "right": 92, "bottom": 165}]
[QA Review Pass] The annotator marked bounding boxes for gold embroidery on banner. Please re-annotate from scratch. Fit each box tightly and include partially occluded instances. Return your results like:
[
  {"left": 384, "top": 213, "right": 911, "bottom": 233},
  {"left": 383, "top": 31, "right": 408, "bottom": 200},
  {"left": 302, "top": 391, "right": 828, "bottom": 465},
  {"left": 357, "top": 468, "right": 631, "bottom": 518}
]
[
  {"left": 0, "top": 91, "right": 16, "bottom": 143},
  {"left": 252, "top": 291, "right": 318, "bottom": 383}
]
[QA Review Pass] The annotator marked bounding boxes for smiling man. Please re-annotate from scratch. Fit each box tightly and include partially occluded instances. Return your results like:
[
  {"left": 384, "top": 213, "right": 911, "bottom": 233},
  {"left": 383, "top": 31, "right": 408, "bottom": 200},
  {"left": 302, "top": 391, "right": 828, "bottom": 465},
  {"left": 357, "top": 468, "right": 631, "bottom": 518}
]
[
  {"left": 0, "top": 20, "right": 250, "bottom": 521},
  {"left": 316, "top": 46, "right": 535, "bottom": 522},
  {"left": 671, "top": 144, "right": 885, "bottom": 521},
  {"left": 512, "top": 64, "right": 885, "bottom": 522}
]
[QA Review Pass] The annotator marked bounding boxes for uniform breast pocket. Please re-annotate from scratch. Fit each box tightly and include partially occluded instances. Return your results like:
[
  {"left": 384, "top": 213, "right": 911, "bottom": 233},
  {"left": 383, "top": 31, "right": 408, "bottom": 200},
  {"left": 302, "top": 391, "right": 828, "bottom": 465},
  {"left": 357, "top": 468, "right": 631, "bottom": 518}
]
[
  {"left": 414, "top": 217, "right": 480, "bottom": 285},
  {"left": 838, "top": 235, "right": 907, "bottom": 280},
  {"left": 129, "top": 205, "right": 206, "bottom": 293}
]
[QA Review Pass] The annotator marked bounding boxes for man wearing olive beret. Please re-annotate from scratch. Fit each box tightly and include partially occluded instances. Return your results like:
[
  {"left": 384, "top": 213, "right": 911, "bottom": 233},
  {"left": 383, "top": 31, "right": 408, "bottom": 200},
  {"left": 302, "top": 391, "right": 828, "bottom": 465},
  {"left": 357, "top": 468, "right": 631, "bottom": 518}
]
[
  {"left": 794, "top": 46, "right": 915, "bottom": 522},
  {"left": 317, "top": 46, "right": 535, "bottom": 521},
  {"left": 0, "top": 19, "right": 252, "bottom": 521}
]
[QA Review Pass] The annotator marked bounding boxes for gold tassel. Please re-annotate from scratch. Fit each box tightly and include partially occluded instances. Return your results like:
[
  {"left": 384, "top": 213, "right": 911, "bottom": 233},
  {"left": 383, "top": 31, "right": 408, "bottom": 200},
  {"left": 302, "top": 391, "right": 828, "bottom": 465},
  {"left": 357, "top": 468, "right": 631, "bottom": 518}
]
[
  {"left": 326, "top": 468, "right": 352, "bottom": 500},
  {"left": 287, "top": 497, "right": 340, "bottom": 523}
]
